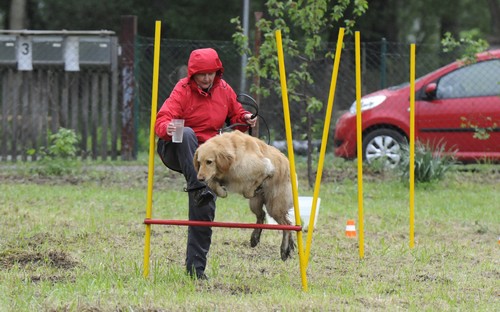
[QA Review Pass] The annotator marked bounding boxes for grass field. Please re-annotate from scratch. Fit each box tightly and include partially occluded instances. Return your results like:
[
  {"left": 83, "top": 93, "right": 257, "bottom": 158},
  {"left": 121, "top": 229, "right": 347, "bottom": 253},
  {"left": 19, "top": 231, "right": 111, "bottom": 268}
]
[{"left": 0, "top": 157, "right": 499, "bottom": 311}]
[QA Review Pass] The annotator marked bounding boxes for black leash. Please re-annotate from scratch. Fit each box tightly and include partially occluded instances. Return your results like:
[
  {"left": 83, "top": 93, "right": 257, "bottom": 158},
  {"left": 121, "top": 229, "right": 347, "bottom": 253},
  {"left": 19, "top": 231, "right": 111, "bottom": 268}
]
[{"left": 219, "top": 93, "right": 271, "bottom": 145}]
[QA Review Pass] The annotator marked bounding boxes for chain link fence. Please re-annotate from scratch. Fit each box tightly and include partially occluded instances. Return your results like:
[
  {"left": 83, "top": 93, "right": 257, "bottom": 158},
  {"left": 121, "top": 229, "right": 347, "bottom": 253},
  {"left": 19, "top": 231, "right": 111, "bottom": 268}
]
[
  {"left": 134, "top": 37, "right": 462, "bottom": 145},
  {"left": 2, "top": 32, "right": 496, "bottom": 162}
]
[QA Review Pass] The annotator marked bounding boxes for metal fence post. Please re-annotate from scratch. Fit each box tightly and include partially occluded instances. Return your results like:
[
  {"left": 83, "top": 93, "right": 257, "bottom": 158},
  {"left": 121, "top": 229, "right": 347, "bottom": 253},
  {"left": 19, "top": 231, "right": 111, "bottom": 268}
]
[{"left": 380, "top": 37, "right": 387, "bottom": 89}]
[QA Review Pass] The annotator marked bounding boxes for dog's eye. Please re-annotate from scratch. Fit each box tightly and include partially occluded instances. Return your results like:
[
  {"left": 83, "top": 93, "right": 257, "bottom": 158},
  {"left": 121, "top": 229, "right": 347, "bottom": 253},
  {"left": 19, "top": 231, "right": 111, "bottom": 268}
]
[{"left": 206, "top": 160, "right": 213, "bottom": 165}]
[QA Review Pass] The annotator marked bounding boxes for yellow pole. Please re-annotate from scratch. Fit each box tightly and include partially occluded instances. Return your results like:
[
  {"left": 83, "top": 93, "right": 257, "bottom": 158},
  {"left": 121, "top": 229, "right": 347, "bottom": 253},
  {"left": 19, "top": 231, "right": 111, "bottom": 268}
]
[
  {"left": 304, "top": 28, "right": 345, "bottom": 267},
  {"left": 143, "top": 20, "right": 162, "bottom": 277},
  {"left": 355, "top": 31, "right": 365, "bottom": 259},
  {"left": 275, "top": 29, "right": 308, "bottom": 292},
  {"left": 409, "top": 44, "right": 416, "bottom": 249}
]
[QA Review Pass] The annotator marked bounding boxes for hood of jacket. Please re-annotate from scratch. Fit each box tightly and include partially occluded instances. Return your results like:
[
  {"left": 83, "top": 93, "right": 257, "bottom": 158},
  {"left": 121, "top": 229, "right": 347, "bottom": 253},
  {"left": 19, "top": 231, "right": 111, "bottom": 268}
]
[{"left": 187, "top": 48, "right": 224, "bottom": 80}]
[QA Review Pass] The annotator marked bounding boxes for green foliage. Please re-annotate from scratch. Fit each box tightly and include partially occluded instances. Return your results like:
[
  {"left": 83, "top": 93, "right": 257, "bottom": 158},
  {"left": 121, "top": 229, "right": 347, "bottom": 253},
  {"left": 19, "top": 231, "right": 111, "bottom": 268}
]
[
  {"left": 397, "top": 141, "right": 456, "bottom": 184},
  {"left": 442, "top": 32, "right": 496, "bottom": 143},
  {"left": 233, "top": 0, "right": 368, "bottom": 101},
  {"left": 441, "top": 31, "right": 489, "bottom": 64},
  {"left": 232, "top": 0, "right": 368, "bottom": 186},
  {"left": 460, "top": 116, "right": 498, "bottom": 140},
  {"left": 28, "top": 128, "right": 81, "bottom": 176},
  {"left": 29, "top": 0, "right": 246, "bottom": 39},
  {"left": 45, "top": 128, "right": 79, "bottom": 159}
]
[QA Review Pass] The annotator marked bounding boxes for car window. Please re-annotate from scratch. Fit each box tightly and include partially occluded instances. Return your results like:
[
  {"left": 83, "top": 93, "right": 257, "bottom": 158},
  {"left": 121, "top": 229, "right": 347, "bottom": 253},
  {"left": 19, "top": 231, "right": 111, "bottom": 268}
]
[{"left": 436, "top": 59, "right": 500, "bottom": 99}]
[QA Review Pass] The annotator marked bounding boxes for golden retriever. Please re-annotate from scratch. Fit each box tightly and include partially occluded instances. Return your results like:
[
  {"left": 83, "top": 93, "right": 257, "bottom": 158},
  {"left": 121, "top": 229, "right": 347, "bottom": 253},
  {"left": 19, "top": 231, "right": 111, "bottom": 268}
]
[{"left": 193, "top": 130, "right": 295, "bottom": 261}]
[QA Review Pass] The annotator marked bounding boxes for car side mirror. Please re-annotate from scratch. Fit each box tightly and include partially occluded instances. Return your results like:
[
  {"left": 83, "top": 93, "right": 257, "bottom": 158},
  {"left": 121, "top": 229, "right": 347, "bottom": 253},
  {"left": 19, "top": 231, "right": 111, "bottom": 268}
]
[{"left": 424, "top": 83, "right": 437, "bottom": 99}]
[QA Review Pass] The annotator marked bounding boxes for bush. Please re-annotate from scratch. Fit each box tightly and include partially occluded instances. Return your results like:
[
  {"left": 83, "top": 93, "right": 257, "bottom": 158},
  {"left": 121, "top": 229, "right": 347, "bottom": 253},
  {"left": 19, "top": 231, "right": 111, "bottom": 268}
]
[
  {"left": 28, "top": 128, "right": 81, "bottom": 176},
  {"left": 397, "top": 141, "right": 456, "bottom": 184}
]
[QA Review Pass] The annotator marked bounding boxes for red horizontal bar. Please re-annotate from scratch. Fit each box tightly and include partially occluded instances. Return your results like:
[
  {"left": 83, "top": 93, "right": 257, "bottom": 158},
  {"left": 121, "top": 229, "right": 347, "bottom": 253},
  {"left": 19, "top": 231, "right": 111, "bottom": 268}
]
[{"left": 144, "top": 219, "right": 302, "bottom": 231}]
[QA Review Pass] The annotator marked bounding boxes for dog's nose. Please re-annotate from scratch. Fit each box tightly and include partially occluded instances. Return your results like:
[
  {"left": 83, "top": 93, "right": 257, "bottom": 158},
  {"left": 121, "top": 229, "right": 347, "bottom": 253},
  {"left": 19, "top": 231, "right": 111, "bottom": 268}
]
[{"left": 197, "top": 175, "right": 205, "bottom": 182}]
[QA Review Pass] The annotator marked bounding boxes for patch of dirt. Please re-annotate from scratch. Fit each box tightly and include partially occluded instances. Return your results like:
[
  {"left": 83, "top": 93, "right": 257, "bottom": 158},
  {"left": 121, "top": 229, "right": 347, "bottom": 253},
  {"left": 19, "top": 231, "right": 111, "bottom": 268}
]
[
  {"left": 207, "top": 282, "right": 255, "bottom": 295},
  {"left": 1, "top": 249, "right": 78, "bottom": 270},
  {"left": 30, "top": 274, "right": 76, "bottom": 284}
]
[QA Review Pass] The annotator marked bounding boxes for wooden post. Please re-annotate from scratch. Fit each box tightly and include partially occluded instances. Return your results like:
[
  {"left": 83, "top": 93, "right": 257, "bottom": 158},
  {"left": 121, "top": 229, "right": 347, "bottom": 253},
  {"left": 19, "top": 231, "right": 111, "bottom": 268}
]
[{"left": 120, "top": 15, "right": 137, "bottom": 160}]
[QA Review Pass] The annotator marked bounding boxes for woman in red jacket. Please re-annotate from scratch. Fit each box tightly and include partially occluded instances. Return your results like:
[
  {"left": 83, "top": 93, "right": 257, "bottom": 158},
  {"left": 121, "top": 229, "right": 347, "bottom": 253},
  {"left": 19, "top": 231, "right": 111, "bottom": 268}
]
[{"left": 155, "top": 48, "right": 256, "bottom": 280}]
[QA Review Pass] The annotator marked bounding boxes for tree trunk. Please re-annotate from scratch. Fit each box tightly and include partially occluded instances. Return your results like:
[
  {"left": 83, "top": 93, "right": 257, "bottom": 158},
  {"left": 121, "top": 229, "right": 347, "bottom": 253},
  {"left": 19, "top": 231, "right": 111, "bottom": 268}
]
[
  {"left": 487, "top": 0, "right": 500, "bottom": 46},
  {"left": 9, "top": 0, "right": 27, "bottom": 29},
  {"left": 307, "top": 111, "right": 313, "bottom": 188}
]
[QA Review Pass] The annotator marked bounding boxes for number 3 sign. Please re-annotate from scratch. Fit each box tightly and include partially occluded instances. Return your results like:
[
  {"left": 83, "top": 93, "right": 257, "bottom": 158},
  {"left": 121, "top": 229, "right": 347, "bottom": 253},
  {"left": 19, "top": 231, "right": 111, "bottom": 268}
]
[{"left": 17, "top": 36, "right": 33, "bottom": 71}]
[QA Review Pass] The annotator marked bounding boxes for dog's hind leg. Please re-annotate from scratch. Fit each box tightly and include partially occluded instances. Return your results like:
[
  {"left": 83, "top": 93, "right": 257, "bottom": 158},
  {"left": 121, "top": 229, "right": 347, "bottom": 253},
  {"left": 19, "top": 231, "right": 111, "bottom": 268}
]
[
  {"left": 249, "top": 195, "right": 265, "bottom": 247},
  {"left": 280, "top": 230, "right": 295, "bottom": 261},
  {"left": 275, "top": 216, "right": 295, "bottom": 261},
  {"left": 270, "top": 213, "right": 295, "bottom": 261}
]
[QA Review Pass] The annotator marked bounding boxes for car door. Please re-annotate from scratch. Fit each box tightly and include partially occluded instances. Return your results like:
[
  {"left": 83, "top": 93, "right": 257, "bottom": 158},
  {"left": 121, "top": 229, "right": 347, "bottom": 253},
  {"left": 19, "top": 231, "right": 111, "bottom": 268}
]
[{"left": 416, "top": 59, "right": 500, "bottom": 159}]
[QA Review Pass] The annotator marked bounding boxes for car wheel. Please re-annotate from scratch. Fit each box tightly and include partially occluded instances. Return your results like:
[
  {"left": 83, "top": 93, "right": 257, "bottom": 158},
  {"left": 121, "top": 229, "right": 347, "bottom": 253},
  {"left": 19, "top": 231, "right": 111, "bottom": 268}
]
[{"left": 362, "top": 128, "right": 406, "bottom": 168}]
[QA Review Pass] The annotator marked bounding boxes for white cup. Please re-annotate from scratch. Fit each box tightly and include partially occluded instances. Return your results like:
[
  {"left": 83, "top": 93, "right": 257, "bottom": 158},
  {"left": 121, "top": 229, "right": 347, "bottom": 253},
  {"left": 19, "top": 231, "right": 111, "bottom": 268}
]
[{"left": 171, "top": 119, "right": 185, "bottom": 143}]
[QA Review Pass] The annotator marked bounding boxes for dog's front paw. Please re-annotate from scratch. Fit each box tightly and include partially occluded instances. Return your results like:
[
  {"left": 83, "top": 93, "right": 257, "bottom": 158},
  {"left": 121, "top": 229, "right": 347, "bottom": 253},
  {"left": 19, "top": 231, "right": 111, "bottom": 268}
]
[
  {"left": 208, "top": 181, "right": 227, "bottom": 198},
  {"left": 243, "top": 189, "right": 255, "bottom": 199},
  {"left": 215, "top": 185, "right": 228, "bottom": 198}
]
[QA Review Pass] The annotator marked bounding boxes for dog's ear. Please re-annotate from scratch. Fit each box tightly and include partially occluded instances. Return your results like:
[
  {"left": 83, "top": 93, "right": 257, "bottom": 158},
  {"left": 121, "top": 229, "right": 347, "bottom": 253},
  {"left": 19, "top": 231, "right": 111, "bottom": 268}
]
[
  {"left": 193, "top": 150, "right": 200, "bottom": 172},
  {"left": 216, "top": 150, "right": 234, "bottom": 173}
]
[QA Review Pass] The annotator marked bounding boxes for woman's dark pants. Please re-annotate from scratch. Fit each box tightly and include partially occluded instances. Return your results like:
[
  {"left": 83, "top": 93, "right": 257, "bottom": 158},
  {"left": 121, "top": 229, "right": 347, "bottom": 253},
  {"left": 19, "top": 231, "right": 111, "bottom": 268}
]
[{"left": 157, "top": 127, "right": 215, "bottom": 278}]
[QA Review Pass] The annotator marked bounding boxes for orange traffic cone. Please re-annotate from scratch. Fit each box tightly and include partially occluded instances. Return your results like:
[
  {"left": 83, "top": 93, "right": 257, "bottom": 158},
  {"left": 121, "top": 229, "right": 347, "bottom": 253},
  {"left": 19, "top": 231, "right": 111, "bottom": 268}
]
[{"left": 345, "top": 219, "right": 356, "bottom": 237}]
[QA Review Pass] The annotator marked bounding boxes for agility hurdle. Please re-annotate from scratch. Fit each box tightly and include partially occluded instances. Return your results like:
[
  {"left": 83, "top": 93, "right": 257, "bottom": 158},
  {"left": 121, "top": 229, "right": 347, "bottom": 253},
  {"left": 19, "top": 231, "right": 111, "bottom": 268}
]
[
  {"left": 144, "top": 219, "right": 301, "bottom": 231},
  {"left": 142, "top": 21, "right": 310, "bottom": 291}
]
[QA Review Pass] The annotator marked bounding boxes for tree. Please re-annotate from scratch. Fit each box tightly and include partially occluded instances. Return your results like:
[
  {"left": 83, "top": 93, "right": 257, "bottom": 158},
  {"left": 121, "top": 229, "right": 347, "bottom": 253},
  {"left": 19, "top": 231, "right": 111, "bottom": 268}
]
[
  {"left": 8, "top": 0, "right": 26, "bottom": 29},
  {"left": 232, "top": 0, "right": 368, "bottom": 187},
  {"left": 5, "top": 0, "right": 264, "bottom": 39},
  {"left": 486, "top": 0, "right": 500, "bottom": 45}
]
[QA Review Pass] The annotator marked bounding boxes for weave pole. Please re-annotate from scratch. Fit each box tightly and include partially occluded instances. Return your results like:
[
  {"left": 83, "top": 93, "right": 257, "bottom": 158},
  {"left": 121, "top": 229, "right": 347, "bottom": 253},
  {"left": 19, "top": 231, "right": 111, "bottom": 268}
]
[
  {"left": 275, "top": 29, "right": 308, "bottom": 292},
  {"left": 409, "top": 44, "right": 416, "bottom": 249},
  {"left": 304, "top": 27, "right": 345, "bottom": 268},
  {"left": 355, "top": 31, "right": 365, "bottom": 259},
  {"left": 143, "top": 20, "right": 162, "bottom": 278}
]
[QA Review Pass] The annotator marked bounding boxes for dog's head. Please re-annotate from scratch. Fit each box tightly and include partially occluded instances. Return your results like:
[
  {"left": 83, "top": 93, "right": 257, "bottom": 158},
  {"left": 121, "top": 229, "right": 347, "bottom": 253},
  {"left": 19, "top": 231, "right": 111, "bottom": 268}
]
[{"left": 194, "top": 142, "right": 234, "bottom": 182}]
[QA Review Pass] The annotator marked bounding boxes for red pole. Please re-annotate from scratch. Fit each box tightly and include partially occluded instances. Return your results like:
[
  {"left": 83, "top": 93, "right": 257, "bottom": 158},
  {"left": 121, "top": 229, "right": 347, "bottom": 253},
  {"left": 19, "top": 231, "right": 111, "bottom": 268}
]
[{"left": 144, "top": 219, "right": 302, "bottom": 231}]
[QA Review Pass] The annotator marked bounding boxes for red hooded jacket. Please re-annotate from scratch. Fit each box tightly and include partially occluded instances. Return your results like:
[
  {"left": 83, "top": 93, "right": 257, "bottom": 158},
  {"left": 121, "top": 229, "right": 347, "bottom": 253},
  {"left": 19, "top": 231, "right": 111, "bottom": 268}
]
[{"left": 155, "top": 48, "right": 250, "bottom": 143}]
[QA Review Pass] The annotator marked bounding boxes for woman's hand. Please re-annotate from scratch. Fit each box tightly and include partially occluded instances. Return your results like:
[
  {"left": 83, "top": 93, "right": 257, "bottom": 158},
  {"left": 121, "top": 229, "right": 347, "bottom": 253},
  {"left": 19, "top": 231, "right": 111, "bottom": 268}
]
[
  {"left": 166, "top": 121, "right": 176, "bottom": 136},
  {"left": 244, "top": 113, "right": 257, "bottom": 128}
]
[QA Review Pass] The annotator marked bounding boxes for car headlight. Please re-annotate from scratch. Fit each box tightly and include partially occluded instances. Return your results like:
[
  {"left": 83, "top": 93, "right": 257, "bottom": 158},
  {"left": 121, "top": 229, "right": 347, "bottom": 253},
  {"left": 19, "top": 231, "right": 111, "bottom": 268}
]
[{"left": 349, "top": 95, "right": 387, "bottom": 114}]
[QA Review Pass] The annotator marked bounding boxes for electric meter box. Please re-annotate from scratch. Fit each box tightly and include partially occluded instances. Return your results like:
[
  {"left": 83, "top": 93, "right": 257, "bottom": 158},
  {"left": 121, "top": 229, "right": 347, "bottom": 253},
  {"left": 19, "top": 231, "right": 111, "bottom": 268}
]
[
  {"left": 79, "top": 37, "right": 111, "bottom": 66},
  {"left": 32, "top": 36, "right": 64, "bottom": 66},
  {"left": 0, "top": 35, "right": 17, "bottom": 65}
]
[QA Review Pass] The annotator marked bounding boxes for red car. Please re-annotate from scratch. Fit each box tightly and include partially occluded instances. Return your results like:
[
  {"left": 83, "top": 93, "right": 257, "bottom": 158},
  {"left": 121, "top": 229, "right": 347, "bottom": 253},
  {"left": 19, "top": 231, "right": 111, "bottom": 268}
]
[{"left": 334, "top": 49, "right": 500, "bottom": 166}]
